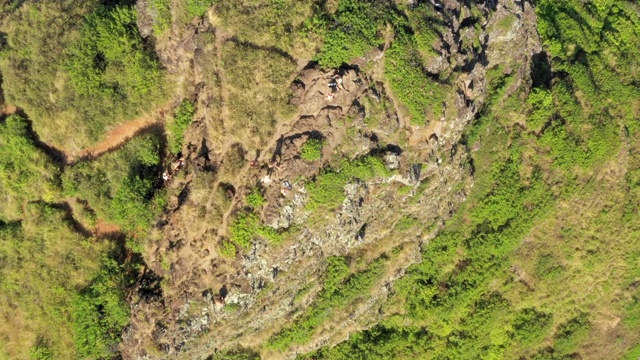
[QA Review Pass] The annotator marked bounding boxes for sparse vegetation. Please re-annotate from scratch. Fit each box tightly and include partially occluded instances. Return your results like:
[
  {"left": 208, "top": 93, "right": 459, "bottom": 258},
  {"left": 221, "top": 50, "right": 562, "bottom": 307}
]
[{"left": 222, "top": 41, "right": 297, "bottom": 145}]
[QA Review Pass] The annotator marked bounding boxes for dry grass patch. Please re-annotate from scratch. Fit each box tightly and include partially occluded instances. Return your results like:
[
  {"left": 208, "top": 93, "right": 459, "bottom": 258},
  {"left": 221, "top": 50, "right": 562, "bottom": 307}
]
[{"left": 222, "top": 41, "right": 297, "bottom": 147}]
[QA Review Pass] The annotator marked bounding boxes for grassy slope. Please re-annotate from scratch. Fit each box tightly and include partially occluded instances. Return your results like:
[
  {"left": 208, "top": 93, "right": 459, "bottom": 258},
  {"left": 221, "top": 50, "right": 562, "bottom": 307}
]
[{"left": 300, "top": 1, "right": 640, "bottom": 359}]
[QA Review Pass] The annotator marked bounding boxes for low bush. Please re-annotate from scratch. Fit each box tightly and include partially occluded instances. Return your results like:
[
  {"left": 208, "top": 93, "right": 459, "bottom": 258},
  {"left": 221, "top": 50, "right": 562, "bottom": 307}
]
[
  {"left": 0, "top": 115, "right": 61, "bottom": 220},
  {"left": 245, "top": 187, "right": 266, "bottom": 209},
  {"left": 168, "top": 100, "right": 195, "bottom": 154},
  {"left": 306, "top": 156, "right": 391, "bottom": 210},
  {"left": 300, "top": 138, "right": 324, "bottom": 162},
  {"left": 71, "top": 258, "right": 130, "bottom": 359},
  {"left": 229, "top": 212, "right": 282, "bottom": 249},
  {"left": 511, "top": 308, "right": 553, "bottom": 345}
]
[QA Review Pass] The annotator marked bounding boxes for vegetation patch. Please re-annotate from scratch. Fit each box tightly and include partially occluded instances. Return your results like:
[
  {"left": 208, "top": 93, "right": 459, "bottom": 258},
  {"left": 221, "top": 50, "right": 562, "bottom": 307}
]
[
  {"left": 0, "top": 115, "right": 61, "bottom": 220},
  {"left": 229, "top": 212, "right": 283, "bottom": 249},
  {"left": 168, "top": 100, "right": 195, "bottom": 154},
  {"left": 300, "top": 138, "right": 325, "bottom": 162},
  {"left": 222, "top": 41, "right": 296, "bottom": 145},
  {"left": 384, "top": 33, "right": 448, "bottom": 125},
  {"left": 267, "top": 255, "right": 387, "bottom": 351},
  {"left": 0, "top": 1, "right": 165, "bottom": 148},
  {"left": 63, "top": 132, "right": 163, "bottom": 234},
  {"left": 306, "top": 155, "right": 391, "bottom": 210},
  {"left": 312, "top": 0, "right": 395, "bottom": 68},
  {"left": 245, "top": 187, "right": 266, "bottom": 209}
]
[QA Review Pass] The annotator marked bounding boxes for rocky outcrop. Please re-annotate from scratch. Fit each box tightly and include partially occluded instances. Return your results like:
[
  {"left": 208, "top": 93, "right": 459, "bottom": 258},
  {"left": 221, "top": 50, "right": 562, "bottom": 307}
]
[{"left": 121, "top": 1, "right": 542, "bottom": 359}]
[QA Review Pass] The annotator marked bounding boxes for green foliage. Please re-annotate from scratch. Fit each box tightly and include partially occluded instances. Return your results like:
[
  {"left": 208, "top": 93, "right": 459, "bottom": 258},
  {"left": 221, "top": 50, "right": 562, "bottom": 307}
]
[
  {"left": 301, "top": 325, "right": 434, "bottom": 360},
  {"left": 149, "top": 0, "right": 172, "bottom": 35},
  {"left": 552, "top": 314, "right": 591, "bottom": 355},
  {"left": 314, "top": 0, "right": 392, "bottom": 68},
  {"left": 511, "top": 308, "right": 553, "bottom": 344},
  {"left": 0, "top": 1, "right": 165, "bottom": 148},
  {"left": 268, "top": 256, "right": 387, "bottom": 351},
  {"left": 219, "top": 239, "right": 237, "bottom": 258},
  {"left": 63, "top": 133, "right": 162, "bottom": 234},
  {"left": 230, "top": 212, "right": 282, "bottom": 249},
  {"left": 527, "top": 88, "right": 554, "bottom": 132},
  {"left": 209, "top": 347, "right": 261, "bottom": 360},
  {"left": 306, "top": 156, "right": 391, "bottom": 210},
  {"left": 394, "top": 216, "right": 420, "bottom": 232},
  {"left": 168, "top": 100, "right": 195, "bottom": 154},
  {"left": 110, "top": 176, "right": 155, "bottom": 233},
  {"left": 66, "top": 6, "right": 163, "bottom": 102},
  {"left": 185, "top": 0, "right": 213, "bottom": 18},
  {"left": 29, "top": 343, "right": 53, "bottom": 360},
  {"left": 246, "top": 188, "right": 266, "bottom": 209},
  {"left": 534, "top": 254, "right": 564, "bottom": 280},
  {"left": 300, "top": 138, "right": 324, "bottom": 162},
  {"left": 384, "top": 32, "right": 448, "bottom": 125},
  {"left": 0, "top": 115, "right": 61, "bottom": 220},
  {"left": 624, "top": 344, "right": 640, "bottom": 360},
  {"left": 0, "top": 204, "right": 111, "bottom": 359},
  {"left": 71, "top": 257, "right": 130, "bottom": 359}
]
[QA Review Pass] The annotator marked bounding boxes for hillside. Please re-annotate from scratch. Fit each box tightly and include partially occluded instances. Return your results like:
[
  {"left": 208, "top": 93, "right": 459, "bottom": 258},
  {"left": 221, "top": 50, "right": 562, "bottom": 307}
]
[{"left": 0, "top": 0, "right": 639, "bottom": 359}]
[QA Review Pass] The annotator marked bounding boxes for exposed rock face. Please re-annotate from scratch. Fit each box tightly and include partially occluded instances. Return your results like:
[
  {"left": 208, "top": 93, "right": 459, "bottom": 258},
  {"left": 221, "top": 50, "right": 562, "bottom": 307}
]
[{"left": 121, "top": 1, "right": 542, "bottom": 359}]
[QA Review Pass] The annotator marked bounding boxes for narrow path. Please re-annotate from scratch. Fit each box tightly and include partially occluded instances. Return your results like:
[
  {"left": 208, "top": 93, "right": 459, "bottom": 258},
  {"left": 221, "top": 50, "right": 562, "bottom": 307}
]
[{"left": 68, "top": 107, "right": 168, "bottom": 164}]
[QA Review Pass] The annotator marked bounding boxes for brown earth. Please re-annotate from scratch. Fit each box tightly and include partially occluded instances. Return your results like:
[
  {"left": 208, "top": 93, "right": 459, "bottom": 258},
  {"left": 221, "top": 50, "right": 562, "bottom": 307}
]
[{"left": 68, "top": 108, "right": 168, "bottom": 163}]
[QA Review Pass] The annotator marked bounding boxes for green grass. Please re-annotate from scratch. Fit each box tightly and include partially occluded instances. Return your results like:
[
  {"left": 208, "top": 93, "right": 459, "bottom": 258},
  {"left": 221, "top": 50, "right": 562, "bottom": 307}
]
[
  {"left": 245, "top": 187, "right": 266, "bottom": 209},
  {"left": 268, "top": 256, "right": 387, "bottom": 351},
  {"left": 306, "top": 156, "right": 391, "bottom": 210},
  {"left": 0, "top": 1, "right": 165, "bottom": 149},
  {"left": 229, "top": 212, "right": 283, "bottom": 249},
  {"left": 168, "top": 100, "right": 195, "bottom": 154},
  {"left": 300, "top": 138, "right": 324, "bottom": 162}
]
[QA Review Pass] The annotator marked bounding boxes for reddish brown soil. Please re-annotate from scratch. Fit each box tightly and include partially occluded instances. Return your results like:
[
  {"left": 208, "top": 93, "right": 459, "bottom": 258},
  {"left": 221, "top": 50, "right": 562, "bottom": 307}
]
[{"left": 77, "top": 114, "right": 161, "bottom": 161}]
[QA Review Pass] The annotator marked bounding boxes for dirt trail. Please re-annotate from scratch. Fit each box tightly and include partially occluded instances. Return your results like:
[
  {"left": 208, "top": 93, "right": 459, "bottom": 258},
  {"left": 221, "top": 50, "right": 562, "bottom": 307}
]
[
  {"left": 72, "top": 112, "right": 164, "bottom": 162},
  {"left": 2, "top": 103, "right": 17, "bottom": 116}
]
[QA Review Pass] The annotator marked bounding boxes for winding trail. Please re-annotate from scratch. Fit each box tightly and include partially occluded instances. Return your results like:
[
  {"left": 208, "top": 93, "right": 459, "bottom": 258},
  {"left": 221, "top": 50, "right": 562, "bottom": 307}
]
[{"left": 68, "top": 107, "right": 168, "bottom": 164}]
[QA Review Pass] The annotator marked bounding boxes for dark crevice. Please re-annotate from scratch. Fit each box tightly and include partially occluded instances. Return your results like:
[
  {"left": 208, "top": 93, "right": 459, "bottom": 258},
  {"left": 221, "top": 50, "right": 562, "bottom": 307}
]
[
  {"left": 29, "top": 200, "right": 93, "bottom": 238},
  {"left": 227, "top": 36, "right": 296, "bottom": 64}
]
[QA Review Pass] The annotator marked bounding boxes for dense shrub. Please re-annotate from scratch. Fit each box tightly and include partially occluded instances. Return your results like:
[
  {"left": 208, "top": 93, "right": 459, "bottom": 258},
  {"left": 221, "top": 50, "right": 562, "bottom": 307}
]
[
  {"left": 229, "top": 212, "right": 282, "bottom": 249},
  {"left": 71, "top": 258, "right": 130, "bottom": 359},
  {"left": 314, "top": 0, "right": 391, "bottom": 68},
  {"left": 0, "top": 115, "right": 61, "bottom": 219}
]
